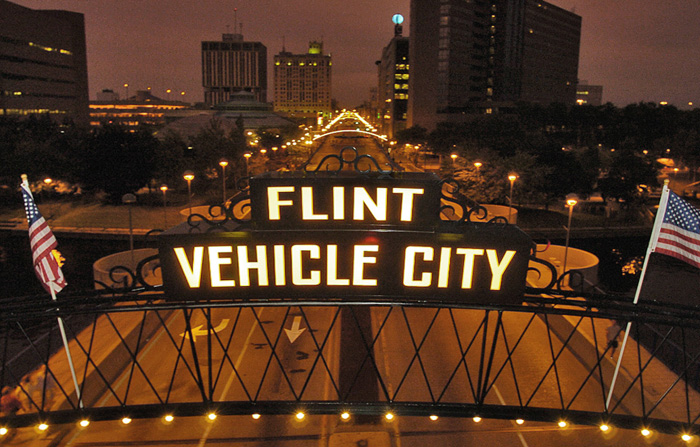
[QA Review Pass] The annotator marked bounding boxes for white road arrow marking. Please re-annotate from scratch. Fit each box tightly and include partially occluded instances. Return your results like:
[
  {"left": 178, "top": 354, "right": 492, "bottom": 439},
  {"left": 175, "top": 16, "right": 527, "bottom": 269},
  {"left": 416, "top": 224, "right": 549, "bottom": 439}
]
[
  {"left": 181, "top": 319, "right": 230, "bottom": 342},
  {"left": 284, "top": 316, "right": 306, "bottom": 343}
]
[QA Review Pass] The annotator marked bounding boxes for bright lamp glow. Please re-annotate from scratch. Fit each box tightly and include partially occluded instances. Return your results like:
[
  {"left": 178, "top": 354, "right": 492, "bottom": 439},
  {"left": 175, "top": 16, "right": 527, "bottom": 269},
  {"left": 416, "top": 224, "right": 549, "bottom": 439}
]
[
  {"left": 340, "top": 412, "right": 350, "bottom": 420},
  {"left": 121, "top": 417, "right": 131, "bottom": 425},
  {"left": 430, "top": 415, "right": 439, "bottom": 421},
  {"left": 600, "top": 424, "right": 610, "bottom": 432},
  {"left": 473, "top": 416, "right": 482, "bottom": 423},
  {"left": 682, "top": 434, "right": 693, "bottom": 442},
  {"left": 79, "top": 419, "right": 90, "bottom": 428},
  {"left": 207, "top": 412, "right": 217, "bottom": 421},
  {"left": 38, "top": 423, "right": 49, "bottom": 431},
  {"left": 164, "top": 415, "right": 174, "bottom": 423},
  {"left": 385, "top": 412, "right": 395, "bottom": 421},
  {"left": 295, "top": 412, "right": 305, "bottom": 421},
  {"left": 252, "top": 413, "right": 261, "bottom": 420},
  {"left": 641, "top": 428, "right": 651, "bottom": 437},
  {"left": 515, "top": 419, "right": 525, "bottom": 425},
  {"left": 0, "top": 427, "right": 7, "bottom": 435},
  {"left": 558, "top": 420, "right": 568, "bottom": 428}
]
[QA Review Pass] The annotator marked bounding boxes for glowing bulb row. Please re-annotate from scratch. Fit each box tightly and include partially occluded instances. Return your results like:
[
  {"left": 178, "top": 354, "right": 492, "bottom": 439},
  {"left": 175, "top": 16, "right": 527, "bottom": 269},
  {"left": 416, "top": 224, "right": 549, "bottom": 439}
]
[{"left": 0, "top": 415, "right": 694, "bottom": 442}]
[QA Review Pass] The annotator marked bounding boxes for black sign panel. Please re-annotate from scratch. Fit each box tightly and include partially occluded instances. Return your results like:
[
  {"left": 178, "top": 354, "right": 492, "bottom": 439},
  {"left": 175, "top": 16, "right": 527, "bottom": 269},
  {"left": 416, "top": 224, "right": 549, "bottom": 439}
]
[
  {"left": 248, "top": 172, "right": 443, "bottom": 231},
  {"left": 159, "top": 225, "right": 532, "bottom": 304}
]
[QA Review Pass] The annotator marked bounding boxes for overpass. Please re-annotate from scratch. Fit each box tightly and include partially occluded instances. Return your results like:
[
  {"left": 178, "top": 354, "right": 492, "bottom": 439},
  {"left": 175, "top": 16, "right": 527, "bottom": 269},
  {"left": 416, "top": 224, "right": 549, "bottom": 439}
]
[{"left": 2, "top": 150, "right": 700, "bottom": 446}]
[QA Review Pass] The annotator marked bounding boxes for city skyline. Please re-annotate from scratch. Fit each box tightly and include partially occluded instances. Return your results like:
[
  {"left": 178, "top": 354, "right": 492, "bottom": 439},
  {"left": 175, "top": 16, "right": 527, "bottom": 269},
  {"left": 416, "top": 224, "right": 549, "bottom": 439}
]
[{"left": 9, "top": 0, "right": 700, "bottom": 109}]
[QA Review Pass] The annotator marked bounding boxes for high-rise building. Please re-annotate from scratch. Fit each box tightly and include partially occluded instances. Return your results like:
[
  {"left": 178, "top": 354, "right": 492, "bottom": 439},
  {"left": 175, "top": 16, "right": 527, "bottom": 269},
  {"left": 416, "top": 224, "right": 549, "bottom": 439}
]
[
  {"left": 201, "top": 33, "right": 267, "bottom": 106},
  {"left": 376, "top": 16, "right": 409, "bottom": 139},
  {"left": 273, "top": 41, "right": 332, "bottom": 120},
  {"left": 576, "top": 81, "right": 604, "bottom": 106},
  {"left": 0, "top": 0, "right": 89, "bottom": 126},
  {"left": 408, "top": 0, "right": 581, "bottom": 130}
]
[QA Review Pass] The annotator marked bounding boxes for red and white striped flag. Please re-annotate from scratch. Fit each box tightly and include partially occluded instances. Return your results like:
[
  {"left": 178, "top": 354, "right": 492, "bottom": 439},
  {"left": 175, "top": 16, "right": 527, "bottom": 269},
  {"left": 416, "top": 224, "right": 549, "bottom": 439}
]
[
  {"left": 20, "top": 177, "right": 67, "bottom": 294},
  {"left": 652, "top": 189, "right": 700, "bottom": 269}
]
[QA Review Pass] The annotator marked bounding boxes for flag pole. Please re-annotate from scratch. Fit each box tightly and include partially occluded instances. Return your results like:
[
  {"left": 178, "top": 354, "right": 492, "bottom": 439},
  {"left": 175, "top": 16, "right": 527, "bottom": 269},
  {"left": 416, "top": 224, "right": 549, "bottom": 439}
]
[
  {"left": 50, "top": 285, "right": 84, "bottom": 408},
  {"left": 21, "top": 174, "right": 83, "bottom": 408},
  {"left": 606, "top": 181, "right": 670, "bottom": 411}
]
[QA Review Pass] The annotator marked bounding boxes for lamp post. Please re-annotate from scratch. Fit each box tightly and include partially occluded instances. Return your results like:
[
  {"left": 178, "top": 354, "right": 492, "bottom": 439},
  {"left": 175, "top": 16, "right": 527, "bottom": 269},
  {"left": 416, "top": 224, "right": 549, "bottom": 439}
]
[
  {"left": 244, "top": 152, "right": 252, "bottom": 177},
  {"left": 160, "top": 185, "right": 168, "bottom": 228},
  {"left": 123, "top": 83, "right": 129, "bottom": 100},
  {"left": 507, "top": 173, "right": 517, "bottom": 223},
  {"left": 183, "top": 170, "right": 195, "bottom": 215},
  {"left": 450, "top": 153, "right": 457, "bottom": 174},
  {"left": 121, "top": 193, "right": 137, "bottom": 268},
  {"left": 219, "top": 159, "right": 228, "bottom": 204},
  {"left": 563, "top": 194, "right": 578, "bottom": 278}
]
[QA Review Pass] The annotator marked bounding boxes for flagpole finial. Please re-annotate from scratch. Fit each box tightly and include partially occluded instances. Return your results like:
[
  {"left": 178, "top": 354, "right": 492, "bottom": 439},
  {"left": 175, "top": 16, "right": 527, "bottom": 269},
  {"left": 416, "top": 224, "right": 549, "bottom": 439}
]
[{"left": 21, "top": 174, "right": 28, "bottom": 182}]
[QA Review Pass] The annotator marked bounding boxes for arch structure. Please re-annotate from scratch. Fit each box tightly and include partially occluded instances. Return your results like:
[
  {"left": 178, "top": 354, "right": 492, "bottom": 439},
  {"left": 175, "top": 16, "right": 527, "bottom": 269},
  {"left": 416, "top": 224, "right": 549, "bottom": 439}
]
[
  {"left": 313, "top": 129, "right": 388, "bottom": 142},
  {"left": 2, "top": 279, "right": 700, "bottom": 439}
]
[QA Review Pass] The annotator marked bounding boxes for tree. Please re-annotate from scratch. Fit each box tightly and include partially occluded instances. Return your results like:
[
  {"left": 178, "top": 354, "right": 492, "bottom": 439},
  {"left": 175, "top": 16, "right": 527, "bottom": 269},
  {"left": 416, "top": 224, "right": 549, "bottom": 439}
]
[{"left": 80, "top": 124, "right": 157, "bottom": 202}]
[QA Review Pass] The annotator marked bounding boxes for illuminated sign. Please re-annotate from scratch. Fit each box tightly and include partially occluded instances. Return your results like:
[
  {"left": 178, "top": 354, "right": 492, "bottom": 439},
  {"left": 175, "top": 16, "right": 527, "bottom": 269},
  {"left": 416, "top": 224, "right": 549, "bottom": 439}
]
[{"left": 159, "top": 172, "right": 533, "bottom": 304}]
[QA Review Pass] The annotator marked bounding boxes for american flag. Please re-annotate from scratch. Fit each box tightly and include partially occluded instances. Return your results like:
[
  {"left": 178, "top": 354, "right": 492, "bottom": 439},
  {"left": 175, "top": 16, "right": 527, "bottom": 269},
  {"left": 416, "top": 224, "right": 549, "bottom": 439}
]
[
  {"left": 21, "top": 179, "right": 67, "bottom": 294},
  {"left": 653, "top": 190, "right": 700, "bottom": 269}
]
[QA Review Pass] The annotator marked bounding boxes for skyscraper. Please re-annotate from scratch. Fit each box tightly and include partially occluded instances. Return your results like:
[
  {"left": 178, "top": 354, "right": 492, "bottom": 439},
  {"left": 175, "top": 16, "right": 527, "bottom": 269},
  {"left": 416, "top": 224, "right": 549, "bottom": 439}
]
[
  {"left": 201, "top": 32, "right": 267, "bottom": 106},
  {"left": 408, "top": 0, "right": 581, "bottom": 130},
  {"left": 376, "top": 15, "right": 409, "bottom": 139},
  {"left": 0, "top": 0, "right": 89, "bottom": 126},
  {"left": 273, "top": 41, "right": 332, "bottom": 120}
]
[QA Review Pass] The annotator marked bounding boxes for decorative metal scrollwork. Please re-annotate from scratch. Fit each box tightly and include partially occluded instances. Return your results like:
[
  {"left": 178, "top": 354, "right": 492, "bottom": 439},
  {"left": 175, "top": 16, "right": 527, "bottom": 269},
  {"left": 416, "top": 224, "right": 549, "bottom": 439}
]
[
  {"left": 302, "top": 146, "right": 394, "bottom": 175},
  {"left": 525, "top": 251, "right": 586, "bottom": 295},
  {"left": 439, "top": 178, "right": 505, "bottom": 224},
  {"left": 185, "top": 188, "right": 252, "bottom": 232},
  {"left": 94, "top": 254, "right": 162, "bottom": 293}
]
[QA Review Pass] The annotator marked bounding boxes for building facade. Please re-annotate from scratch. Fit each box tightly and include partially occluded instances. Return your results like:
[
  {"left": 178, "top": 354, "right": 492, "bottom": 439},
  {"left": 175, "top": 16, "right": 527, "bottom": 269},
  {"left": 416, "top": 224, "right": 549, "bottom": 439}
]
[
  {"left": 576, "top": 82, "right": 604, "bottom": 106},
  {"left": 202, "top": 33, "right": 267, "bottom": 106},
  {"left": 376, "top": 21, "right": 409, "bottom": 139},
  {"left": 89, "top": 90, "right": 189, "bottom": 128},
  {"left": 0, "top": 0, "right": 89, "bottom": 126},
  {"left": 273, "top": 41, "right": 332, "bottom": 120},
  {"left": 408, "top": 0, "right": 580, "bottom": 130}
]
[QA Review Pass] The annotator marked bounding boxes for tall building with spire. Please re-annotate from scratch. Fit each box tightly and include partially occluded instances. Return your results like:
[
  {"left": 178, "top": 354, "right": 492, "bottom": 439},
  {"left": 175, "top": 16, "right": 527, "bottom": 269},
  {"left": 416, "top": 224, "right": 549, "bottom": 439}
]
[
  {"left": 201, "top": 27, "right": 267, "bottom": 106},
  {"left": 273, "top": 41, "right": 332, "bottom": 120},
  {"left": 376, "top": 14, "right": 409, "bottom": 139}
]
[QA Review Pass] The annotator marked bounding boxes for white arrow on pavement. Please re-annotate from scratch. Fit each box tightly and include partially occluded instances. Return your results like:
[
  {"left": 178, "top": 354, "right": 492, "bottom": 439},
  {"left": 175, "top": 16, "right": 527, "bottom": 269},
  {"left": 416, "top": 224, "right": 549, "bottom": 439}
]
[
  {"left": 181, "top": 319, "right": 230, "bottom": 342},
  {"left": 284, "top": 316, "right": 306, "bottom": 343}
]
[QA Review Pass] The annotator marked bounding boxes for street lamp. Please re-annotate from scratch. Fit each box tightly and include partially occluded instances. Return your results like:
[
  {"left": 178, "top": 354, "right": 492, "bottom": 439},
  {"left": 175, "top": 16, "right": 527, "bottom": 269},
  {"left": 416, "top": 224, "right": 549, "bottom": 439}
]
[
  {"left": 243, "top": 152, "right": 252, "bottom": 177},
  {"left": 121, "top": 193, "right": 137, "bottom": 268},
  {"left": 183, "top": 170, "right": 195, "bottom": 215},
  {"left": 219, "top": 159, "right": 228, "bottom": 204},
  {"left": 450, "top": 153, "right": 458, "bottom": 174},
  {"left": 507, "top": 173, "right": 517, "bottom": 223},
  {"left": 160, "top": 185, "right": 168, "bottom": 228},
  {"left": 563, "top": 194, "right": 579, "bottom": 278},
  {"left": 123, "top": 83, "right": 129, "bottom": 99}
]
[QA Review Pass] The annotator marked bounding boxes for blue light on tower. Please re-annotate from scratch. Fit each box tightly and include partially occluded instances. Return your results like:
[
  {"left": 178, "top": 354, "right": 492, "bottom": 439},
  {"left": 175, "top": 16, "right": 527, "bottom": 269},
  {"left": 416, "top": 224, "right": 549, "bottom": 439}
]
[{"left": 392, "top": 14, "right": 404, "bottom": 25}]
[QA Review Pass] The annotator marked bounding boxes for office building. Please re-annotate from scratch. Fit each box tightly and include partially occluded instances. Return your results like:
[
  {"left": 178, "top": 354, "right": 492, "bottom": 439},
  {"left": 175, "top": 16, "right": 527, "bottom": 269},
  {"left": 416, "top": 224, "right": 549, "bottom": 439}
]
[
  {"left": 408, "top": 0, "right": 581, "bottom": 130},
  {"left": 0, "top": 0, "right": 89, "bottom": 126},
  {"left": 576, "top": 82, "right": 604, "bottom": 106},
  {"left": 376, "top": 16, "right": 409, "bottom": 139},
  {"left": 273, "top": 41, "right": 332, "bottom": 120},
  {"left": 202, "top": 32, "right": 267, "bottom": 106}
]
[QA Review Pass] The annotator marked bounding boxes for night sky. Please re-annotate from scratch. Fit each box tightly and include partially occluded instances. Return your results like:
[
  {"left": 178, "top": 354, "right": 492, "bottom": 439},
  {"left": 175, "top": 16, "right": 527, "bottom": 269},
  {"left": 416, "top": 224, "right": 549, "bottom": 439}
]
[{"left": 11, "top": 0, "right": 700, "bottom": 109}]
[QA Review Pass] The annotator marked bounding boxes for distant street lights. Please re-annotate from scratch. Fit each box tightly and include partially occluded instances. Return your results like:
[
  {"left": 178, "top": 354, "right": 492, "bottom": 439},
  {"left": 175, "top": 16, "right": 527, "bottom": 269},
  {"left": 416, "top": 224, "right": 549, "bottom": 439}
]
[
  {"left": 121, "top": 193, "right": 137, "bottom": 268},
  {"left": 507, "top": 173, "right": 517, "bottom": 223},
  {"left": 563, "top": 194, "right": 579, "bottom": 277},
  {"left": 160, "top": 185, "right": 168, "bottom": 228},
  {"left": 244, "top": 152, "right": 252, "bottom": 177},
  {"left": 219, "top": 159, "right": 228, "bottom": 204},
  {"left": 183, "top": 170, "right": 195, "bottom": 215}
]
